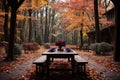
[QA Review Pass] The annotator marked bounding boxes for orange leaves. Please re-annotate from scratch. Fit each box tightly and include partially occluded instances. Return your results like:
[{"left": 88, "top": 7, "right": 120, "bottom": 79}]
[
  {"left": 0, "top": 11, "right": 8, "bottom": 16},
  {"left": 0, "top": 32, "right": 4, "bottom": 35},
  {"left": 16, "top": 14, "right": 37, "bottom": 20},
  {"left": 61, "top": 19, "right": 69, "bottom": 24},
  {"left": 32, "top": 0, "right": 48, "bottom": 8},
  {"left": 98, "top": 7, "right": 105, "bottom": 14},
  {"left": 65, "top": 23, "right": 79, "bottom": 31},
  {"left": 17, "top": 14, "right": 25, "bottom": 20},
  {"left": 50, "top": 0, "right": 91, "bottom": 11},
  {"left": 68, "top": 0, "right": 92, "bottom": 10},
  {"left": 99, "top": 18, "right": 113, "bottom": 25},
  {"left": 20, "top": 0, "right": 48, "bottom": 10},
  {"left": 61, "top": 9, "right": 92, "bottom": 32}
]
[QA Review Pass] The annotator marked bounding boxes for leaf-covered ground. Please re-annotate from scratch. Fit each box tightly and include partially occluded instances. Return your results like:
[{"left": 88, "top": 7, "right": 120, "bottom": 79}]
[{"left": 0, "top": 45, "right": 120, "bottom": 80}]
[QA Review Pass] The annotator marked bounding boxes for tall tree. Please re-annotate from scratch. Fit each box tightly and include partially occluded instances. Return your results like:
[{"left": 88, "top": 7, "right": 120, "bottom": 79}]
[
  {"left": 40, "top": 8, "right": 44, "bottom": 42},
  {"left": 3, "top": 0, "right": 9, "bottom": 41},
  {"left": 94, "top": 0, "right": 100, "bottom": 43},
  {"left": 111, "top": 0, "right": 120, "bottom": 61},
  {"left": 28, "top": 0, "right": 33, "bottom": 42},
  {"left": 80, "top": 24, "right": 83, "bottom": 47},
  {"left": 44, "top": 5, "right": 49, "bottom": 43},
  {"left": 5, "top": 0, "right": 24, "bottom": 61},
  {"left": 50, "top": 9, "right": 56, "bottom": 43}
]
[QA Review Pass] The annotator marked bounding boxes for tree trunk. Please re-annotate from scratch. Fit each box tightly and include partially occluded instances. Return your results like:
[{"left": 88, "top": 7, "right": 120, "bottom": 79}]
[
  {"left": 80, "top": 28, "right": 83, "bottom": 47},
  {"left": 51, "top": 9, "right": 55, "bottom": 43},
  {"left": 28, "top": 9, "right": 33, "bottom": 42},
  {"left": 40, "top": 9, "right": 44, "bottom": 42},
  {"left": 110, "top": 0, "right": 120, "bottom": 61},
  {"left": 44, "top": 6, "right": 49, "bottom": 43},
  {"left": 114, "top": 7, "right": 120, "bottom": 61},
  {"left": 6, "top": 0, "right": 25, "bottom": 61},
  {"left": 94, "top": 0, "right": 101, "bottom": 43},
  {"left": 5, "top": 10, "right": 17, "bottom": 61},
  {"left": 21, "top": 9, "right": 27, "bottom": 42},
  {"left": 3, "top": 0, "right": 9, "bottom": 41}
]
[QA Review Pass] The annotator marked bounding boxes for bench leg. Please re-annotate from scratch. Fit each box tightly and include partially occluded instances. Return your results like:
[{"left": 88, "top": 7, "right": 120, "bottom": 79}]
[
  {"left": 81, "top": 64, "right": 86, "bottom": 75},
  {"left": 51, "top": 58, "right": 54, "bottom": 62},
  {"left": 35, "top": 64, "right": 46, "bottom": 76},
  {"left": 77, "top": 64, "right": 87, "bottom": 75},
  {"left": 76, "top": 64, "right": 82, "bottom": 73},
  {"left": 83, "top": 64, "right": 86, "bottom": 73},
  {"left": 41, "top": 65, "right": 44, "bottom": 74},
  {"left": 68, "top": 58, "right": 71, "bottom": 61},
  {"left": 36, "top": 64, "right": 39, "bottom": 76}
]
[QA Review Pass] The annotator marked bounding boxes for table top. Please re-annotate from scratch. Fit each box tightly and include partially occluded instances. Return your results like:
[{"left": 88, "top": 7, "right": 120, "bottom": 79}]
[{"left": 42, "top": 49, "right": 78, "bottom": 55}]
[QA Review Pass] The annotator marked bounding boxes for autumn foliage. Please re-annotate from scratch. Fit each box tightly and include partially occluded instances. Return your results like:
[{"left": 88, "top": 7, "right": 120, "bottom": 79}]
[{"left": 22, "top": 42, "right": 40, "bottom": 53}]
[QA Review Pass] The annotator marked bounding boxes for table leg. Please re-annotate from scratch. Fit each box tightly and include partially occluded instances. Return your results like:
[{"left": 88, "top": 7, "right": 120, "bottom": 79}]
[
  {"left": 46, "top": 56, "right": 50, "bottom": 76},
  {"left": 71, "top": 56, "right": 75, "bottom": 76}
]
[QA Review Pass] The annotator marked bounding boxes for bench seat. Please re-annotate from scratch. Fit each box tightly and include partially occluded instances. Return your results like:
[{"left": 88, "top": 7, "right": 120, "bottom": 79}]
[
  {"left": 75, "top": 55, "right": 88, "bottom": 74},
  {"left": 33, "top": 55, "right": 47, "bottom": 75}
]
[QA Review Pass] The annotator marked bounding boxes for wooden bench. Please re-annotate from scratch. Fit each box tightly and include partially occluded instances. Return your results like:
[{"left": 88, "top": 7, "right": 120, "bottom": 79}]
[
  {"left": 33, "top": 55, "right": 47, "bottom": 75},
  {"left": 75, "top": 55, "right": 88, "bottom": 74}
]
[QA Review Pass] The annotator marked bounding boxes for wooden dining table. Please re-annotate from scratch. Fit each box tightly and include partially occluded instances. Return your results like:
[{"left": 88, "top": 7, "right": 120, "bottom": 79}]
[{"left": 42, "top": 49, "right": 78, "bottom": 76}]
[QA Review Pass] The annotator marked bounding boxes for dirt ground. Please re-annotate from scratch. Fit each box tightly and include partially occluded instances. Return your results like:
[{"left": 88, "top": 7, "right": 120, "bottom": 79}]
[{"left": 0, "top": 45, "right": 120, "bottom": 80}]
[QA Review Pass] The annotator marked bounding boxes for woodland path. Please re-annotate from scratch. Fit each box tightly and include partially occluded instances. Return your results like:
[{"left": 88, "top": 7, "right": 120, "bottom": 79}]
[{"left": 0, "top": 50, "right": 120, "bottom": 80}]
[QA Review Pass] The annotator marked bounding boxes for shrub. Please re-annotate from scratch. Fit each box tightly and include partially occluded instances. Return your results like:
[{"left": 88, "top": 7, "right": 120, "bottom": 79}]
[
  {"left": 44, "top": 43, "right": 50, "bottom": 49},
  {"left": 91, "top": 42, "right": 112, "bottom": 55},
  {"left": 91, "top": 43, "right": 100, "bottom": 54},
  {"left": 23, "top": 42, "right": 40, "bottom": 51},
  {"left": 99, "top": 42, "right": 112, "bottom": 53},
  {"left": 35, "top": 35, "right": 43, "bottom": 45},
  {"left": 89, "top": 43, "right": 94, "bottom": 50},
  {"left": 82, "top": 44, "right": 89, "bottom": 50},
  {"left": 6, "top": 43, "right": 22, "bottom": 55},
  {"left": 13, "top": 43, "right": 22, "bottom": 55}
]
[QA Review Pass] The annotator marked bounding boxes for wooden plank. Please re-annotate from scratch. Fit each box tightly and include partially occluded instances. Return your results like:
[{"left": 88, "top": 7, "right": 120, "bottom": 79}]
[
  {"left": 75, "top": 55, "right": 88, "bottom": 63},
  {"left": 33, "top": 55, "right": 47, "bottom": 64}
]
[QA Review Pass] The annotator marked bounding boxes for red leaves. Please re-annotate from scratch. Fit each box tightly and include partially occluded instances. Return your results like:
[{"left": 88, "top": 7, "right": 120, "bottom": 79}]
[
  {"left": 22, "top": 42, "right": 40, "bottom": 53},
  {"left": 0, "top": 46, "right": 46, "bottom": 73},
  {"left": 76, "top": 49, "right": 120, "bottom": 74},
  {"left": 0, "top": 45, "right": 119, "bottom": 79}
]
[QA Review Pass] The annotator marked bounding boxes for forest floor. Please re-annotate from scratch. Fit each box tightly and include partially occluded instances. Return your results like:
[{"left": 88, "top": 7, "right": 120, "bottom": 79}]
[{"left": 0, "top": 45, "right": 120, "bottom": 80}]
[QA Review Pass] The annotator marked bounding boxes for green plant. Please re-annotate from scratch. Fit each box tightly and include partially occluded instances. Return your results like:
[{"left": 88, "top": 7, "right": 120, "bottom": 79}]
[
  {"left": 14, "top": 43, "right": 22, "bottom": 55},
  {"left": 91, "top": 43, "right": 100, "bottom": 54},
  {"left": 83, "top": 34, "right": 89, "bottom": 44},
  {"left": 6, "top": 43, "right": 22, "bottom": 55},
  {"left": 35, "top": 35, "right": 43, "bottom": 45},
  {"left": 99, "top": 42, "right": 112, "bottom": 53},
  {"left": 44, "top": 43, "right": 50, "bottom": 49},
  {"left": 82, "top": 43, "right": 89, "bottom": 50}
]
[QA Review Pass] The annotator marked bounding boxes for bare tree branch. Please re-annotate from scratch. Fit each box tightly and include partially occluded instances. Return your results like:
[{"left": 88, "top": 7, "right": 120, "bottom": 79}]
[{"left": 7, "top": 0, "right": 24, "bottom": 10}]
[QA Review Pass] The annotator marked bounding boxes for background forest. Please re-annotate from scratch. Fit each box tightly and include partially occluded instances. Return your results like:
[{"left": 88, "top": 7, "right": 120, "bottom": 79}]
[
  {"left": 0, "top": 0, "right": 119, "bottom": 61},
  {"left": 0, "top": 0, "right": 120, "bottom": 80}
]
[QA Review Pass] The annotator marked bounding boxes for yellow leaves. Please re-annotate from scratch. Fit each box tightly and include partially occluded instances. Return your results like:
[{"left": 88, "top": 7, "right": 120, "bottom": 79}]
[
  {"left": 19, "top": 0, "right": 48, "bottom": 10},
  {"left": 17, "top": 14, "right": 25, "bottom": 20},
  {"left": 62, "top": 10, "right": 92, "bottom": 32},
  {"left": 32, "top": 0, "right": 48, "bottom": 8},
  {"left": 65, "top": 23, "right": 79, "bottom": 31}
]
